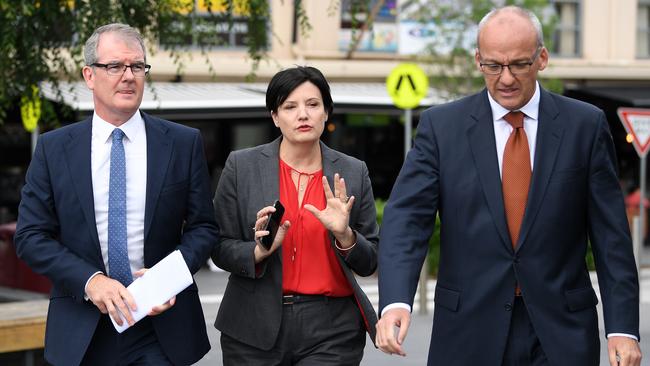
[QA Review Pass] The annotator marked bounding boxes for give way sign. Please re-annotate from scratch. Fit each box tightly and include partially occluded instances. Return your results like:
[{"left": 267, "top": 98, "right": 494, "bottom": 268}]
[{"left": 618, "top": 108, "right": 650, "bottom": 157}]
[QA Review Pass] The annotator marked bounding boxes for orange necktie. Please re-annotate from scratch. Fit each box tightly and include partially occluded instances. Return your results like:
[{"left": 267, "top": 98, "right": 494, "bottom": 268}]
[{"left": 502, "top": 111, "right": 531, "bottom": 249}]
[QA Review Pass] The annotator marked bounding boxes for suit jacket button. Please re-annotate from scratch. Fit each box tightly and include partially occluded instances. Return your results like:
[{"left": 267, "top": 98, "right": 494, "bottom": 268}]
[
  {"left": 504, "top": 302, "right": 512, "bottom": 311},
  {"left": 240, "top": 269, "right": 247, "bottom": 275}
]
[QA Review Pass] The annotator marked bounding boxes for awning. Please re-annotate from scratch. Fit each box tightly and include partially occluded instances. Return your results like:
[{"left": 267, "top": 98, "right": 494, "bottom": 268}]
[{"left": 41, "top": 81, "right": 447, "bottom": 115}]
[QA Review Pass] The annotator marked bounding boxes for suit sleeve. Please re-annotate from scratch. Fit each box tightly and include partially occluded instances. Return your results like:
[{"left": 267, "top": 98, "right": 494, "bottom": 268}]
[
  {"left": 211, "top": 152, "right": 259, "bottom": 279},
  {"left": 378, "top": 110, "right": 440, "bottom": 313},
  {"left": 587, "top": 111, "right": 640, "bottom": 338},
  {"left": 14, "top": 136, "right": 100, "bottom": 302},
  {"left": 177, "top": 131, "right": 220, "bottom": 274},
  {"left": 340, "top": 161, "right": 379, "bottom": 277}
]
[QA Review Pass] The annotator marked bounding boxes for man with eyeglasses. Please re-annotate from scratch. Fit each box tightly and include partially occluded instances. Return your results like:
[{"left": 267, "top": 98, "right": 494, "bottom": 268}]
[
  {"left": 14, "top": 23, "right": 218, "bottom": 365},
  {"left": 376, "top": 6, "right": 641, "bottom": 366}
]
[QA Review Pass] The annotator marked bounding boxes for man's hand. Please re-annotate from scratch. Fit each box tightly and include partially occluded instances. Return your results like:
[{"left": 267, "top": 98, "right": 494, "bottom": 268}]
[
  {"left": 133, "top": 268, "right": 176, "bottom": 316},
  {"left": 608, "top": 336, "right": 642, "bottom": 366},
  {"left": 86, "top": 274, "right": 136, "bottom": 326},
  {"left": 375, "top": 307, "right": 411, "bottom": 356},
  {"left": 149, "top": 297, "right": 176, "bottom": 316}
]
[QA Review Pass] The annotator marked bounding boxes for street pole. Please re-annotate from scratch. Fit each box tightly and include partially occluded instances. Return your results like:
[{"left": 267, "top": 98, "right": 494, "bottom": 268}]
[
  {"left": 31, "top": 124, "right": 39, "bottom": 156},
  {"left": 404, "top": 109, "right": 412, "bottom": 158},
  {"left": 639, "top": 156, "right": 646, "bottom": 274}
]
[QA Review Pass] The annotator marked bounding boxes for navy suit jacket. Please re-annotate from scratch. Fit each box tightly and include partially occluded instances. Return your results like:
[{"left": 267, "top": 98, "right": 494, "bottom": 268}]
[
  {"left": 14, "top": 113, "right": 218, "bottom": 366},
  {"left": 378, "top": 88, "right": 639, "bottom": 366}
]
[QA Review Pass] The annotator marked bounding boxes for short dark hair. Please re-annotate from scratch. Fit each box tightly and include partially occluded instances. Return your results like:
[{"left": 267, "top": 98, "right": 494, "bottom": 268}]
[{"left": 266, "top": 66, "right": 334, "bottom": 115}]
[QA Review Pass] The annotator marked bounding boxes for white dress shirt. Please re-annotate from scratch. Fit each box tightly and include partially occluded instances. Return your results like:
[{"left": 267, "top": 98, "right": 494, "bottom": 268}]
[
  {"left": 489, "top": 82, "right": 539, "bottom": 177},
  {"left": 382, "top": 83, "right": 636, "bottom": 341},
  {"left": 86, "top": 111, "right": 147, "bottom": 287}
]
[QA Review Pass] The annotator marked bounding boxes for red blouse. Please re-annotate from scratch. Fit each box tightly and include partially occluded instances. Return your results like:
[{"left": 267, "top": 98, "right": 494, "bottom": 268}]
[{"left": 279, "top": 159, "right": 353, "bottom": 297}]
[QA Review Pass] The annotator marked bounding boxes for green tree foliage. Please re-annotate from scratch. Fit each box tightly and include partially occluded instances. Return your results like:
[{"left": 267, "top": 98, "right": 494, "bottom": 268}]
[
  {"left": 0, "top": 0, "right": 314, "bottom": 126},
  {"left": 0, "top": 0, "right": 559, "bottom": 128},
  {"left": 400, "top": 0, "right": 557, "bottom": 97}
]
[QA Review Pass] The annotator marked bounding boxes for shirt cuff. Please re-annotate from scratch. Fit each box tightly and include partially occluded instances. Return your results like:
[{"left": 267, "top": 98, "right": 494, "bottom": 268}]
[
  {"left": 607, "top": 333, "right": 639, "bottom": 341},
  {"left": 381, "top": 302, "right": 412, "bottom": 317},
  {"left": 84, "top": 271, "right": 103, "bottom": 301}
]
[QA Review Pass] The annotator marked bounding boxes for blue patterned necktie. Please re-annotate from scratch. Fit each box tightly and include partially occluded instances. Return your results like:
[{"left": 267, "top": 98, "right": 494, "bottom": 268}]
[{"left": 108, "top": 128, "right": 132, "bottom": 286}]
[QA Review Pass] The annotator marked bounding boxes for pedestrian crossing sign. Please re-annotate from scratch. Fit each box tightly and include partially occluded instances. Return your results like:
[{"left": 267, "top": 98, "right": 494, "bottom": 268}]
[{"left": 386, "top": 63, "right": 429, "bottom": 110}]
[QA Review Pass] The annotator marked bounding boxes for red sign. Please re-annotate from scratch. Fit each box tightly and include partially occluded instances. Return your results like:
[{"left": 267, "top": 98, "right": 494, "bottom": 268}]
[{"left": 618, "top": 108, "right": 650, "bottom": 157}]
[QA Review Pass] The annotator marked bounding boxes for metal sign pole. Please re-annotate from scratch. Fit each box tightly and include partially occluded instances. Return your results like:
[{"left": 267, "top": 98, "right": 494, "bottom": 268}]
[
  {"left": 639, "top": 156, "right": 646, "bottom": 274},
  {"left": 404, "top": 109, "right": 412, "bottom": 157},
  {"left": 31, "top": 124, "right": 39, "bottom": 156}
]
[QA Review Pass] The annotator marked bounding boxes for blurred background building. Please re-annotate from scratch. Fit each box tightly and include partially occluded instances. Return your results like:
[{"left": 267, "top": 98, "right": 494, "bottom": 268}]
[
  {"left": 1, "top": 0, "right": 649, "bottom": 223},
  {"left": 1, "top": 3, "right": 648, "bottom": 363}
]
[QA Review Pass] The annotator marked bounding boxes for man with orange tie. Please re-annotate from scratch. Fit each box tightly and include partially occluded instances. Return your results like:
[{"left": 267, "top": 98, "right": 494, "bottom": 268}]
[{"left": 376, "top": 6, "right": 641, "bottom": 366}]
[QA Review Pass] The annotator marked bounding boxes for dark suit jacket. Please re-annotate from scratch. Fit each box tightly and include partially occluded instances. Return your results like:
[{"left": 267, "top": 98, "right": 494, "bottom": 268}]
[
  {"left": 14, "top": 113, "right": 218, "bottom": 366},
  {"left": 378, "top": 88, "right": 639, "bottom": 366},
  {"left": 212, "top": 137, "right": 379, "bottom": 350}
]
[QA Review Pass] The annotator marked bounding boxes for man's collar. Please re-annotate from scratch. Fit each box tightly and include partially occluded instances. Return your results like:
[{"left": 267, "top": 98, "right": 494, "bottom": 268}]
[
  {"left": 487, "top": 81, "right": 540, "bottom": 121},
  {"left": 92, "top": 111, "right": 144, "bottom": 143}
]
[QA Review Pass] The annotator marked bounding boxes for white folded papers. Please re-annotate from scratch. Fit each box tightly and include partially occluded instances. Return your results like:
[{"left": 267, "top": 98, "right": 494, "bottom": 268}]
[{"left": 110, "top": 250, "right": 193, "bottom": 333}]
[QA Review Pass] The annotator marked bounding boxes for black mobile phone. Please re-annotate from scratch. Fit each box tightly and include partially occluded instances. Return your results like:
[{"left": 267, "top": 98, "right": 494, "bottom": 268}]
[{"left": 260, "top": 200, "right": 285, "bottom": 250}]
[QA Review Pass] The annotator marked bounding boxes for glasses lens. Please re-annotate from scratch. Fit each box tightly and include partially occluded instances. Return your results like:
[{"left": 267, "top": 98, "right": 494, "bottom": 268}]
[
  {"left": 130, "top": 64, "right": 146, "bottom": 76},
  {"left": 106, "top": 64, "right": 124, "bottom": 76},
  {"left": 482, "top": 64, "right": 502, "bottom": 75},
  {"left": 97, "top": 63, "right": 149, "bottom": 77},
  {"left": 509, "top": 64, "right": 531, "bottom": 74}
]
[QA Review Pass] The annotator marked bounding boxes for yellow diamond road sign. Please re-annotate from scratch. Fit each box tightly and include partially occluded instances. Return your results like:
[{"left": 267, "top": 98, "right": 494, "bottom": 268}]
[{"left": 386, "top": 63, "right": 429, "bottom": 110}]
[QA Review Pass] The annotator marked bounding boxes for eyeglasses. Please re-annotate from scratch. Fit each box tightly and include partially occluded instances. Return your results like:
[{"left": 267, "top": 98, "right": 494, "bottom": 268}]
[
  {"left": 479, "top": 47, "right": 542, "bottom": 75},
  {"left": 91, "top": 62, "right": 151, "bottom": 77}
]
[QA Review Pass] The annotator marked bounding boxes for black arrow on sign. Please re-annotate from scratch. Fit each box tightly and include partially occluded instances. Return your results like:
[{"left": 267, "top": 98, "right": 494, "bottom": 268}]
[
  {"left": 395, "top": 74, "right": 417, "bottom": 92},
  {"left": 394, "top": 74, "right": 420, "bottom": 95}
]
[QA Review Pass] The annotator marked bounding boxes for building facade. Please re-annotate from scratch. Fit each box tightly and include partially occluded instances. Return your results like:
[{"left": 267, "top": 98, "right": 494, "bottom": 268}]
[{"left": 1, "top": 0, "right": 650, "bottom": 223}]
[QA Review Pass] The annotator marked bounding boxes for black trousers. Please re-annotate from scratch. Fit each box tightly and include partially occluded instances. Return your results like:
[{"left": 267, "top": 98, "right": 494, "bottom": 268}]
[
  {"left": 502, "top": 296, "right": 549, "bottom": 366},
  {"left": 80, "top": 315, "right": 172, "bottom": 366},
  {"left": 221, "top": 296, "right": 366, "bottom": 366}
]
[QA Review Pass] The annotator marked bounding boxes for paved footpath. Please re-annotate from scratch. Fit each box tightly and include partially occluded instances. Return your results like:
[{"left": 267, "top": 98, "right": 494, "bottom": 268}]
[{"left": 195, "top": 266, "right": 650, "bottom": 365}]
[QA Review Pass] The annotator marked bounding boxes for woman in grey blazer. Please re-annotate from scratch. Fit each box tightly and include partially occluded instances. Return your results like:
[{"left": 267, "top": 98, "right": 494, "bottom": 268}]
[{"left": 212, "top": 66, "right": 379, "bottom": 365}]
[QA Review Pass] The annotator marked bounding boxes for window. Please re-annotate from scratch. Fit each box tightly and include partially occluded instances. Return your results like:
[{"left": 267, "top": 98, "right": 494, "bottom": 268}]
[
  {"left": 338, "top": 0, "right": 398, "bottom": 53},
  {"left": 159, "top": 0, "right": 261, "bottom": 49},
  {"left": 551, "top": 0, "right": 581, "bottom": 57},
  {"left": 638, "top": 0, "right": 650, "bottom": 58}
]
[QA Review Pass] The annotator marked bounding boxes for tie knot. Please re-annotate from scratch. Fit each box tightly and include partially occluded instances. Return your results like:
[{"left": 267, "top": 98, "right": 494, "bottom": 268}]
[
  {"left": 112, "top": 128, "right": 125, "bottom": 142},
  {"left": 504, "top": 111, "right": 524, "bottom": 129}
]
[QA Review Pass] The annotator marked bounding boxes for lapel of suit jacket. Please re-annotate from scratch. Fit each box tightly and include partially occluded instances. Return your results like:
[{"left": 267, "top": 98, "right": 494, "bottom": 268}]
[
  {"left": 143, "top": 113, "right": 173, "bottom": 242},
  {"left": 257, "top": 138, "right": 282, "bottom": 269},
  {"left": 467, "top": 90, "right": 513, "bottom": 251},
  {"left": 516, "top": 88, "right": 563, "bottom": 251},
  {"left": 63, "top": 117, "right": 103, "bottom": 267},
  {"left": 320, "top": 141, "right": 340, "bottom": 191},
  {"left": 320, "top": 141, "right": 378, "bottom": 345},
  {"left": 258, "top": 137, "right": 281, "bottom": 205},
  {"left": 320, "top": 142, "right": 337, "bottom": 243}
]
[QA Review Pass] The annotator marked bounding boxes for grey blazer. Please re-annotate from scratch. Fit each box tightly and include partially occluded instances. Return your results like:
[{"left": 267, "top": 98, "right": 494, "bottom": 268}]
[{"left": 212, "top": 137, "right": 379, "bottom": 350}]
